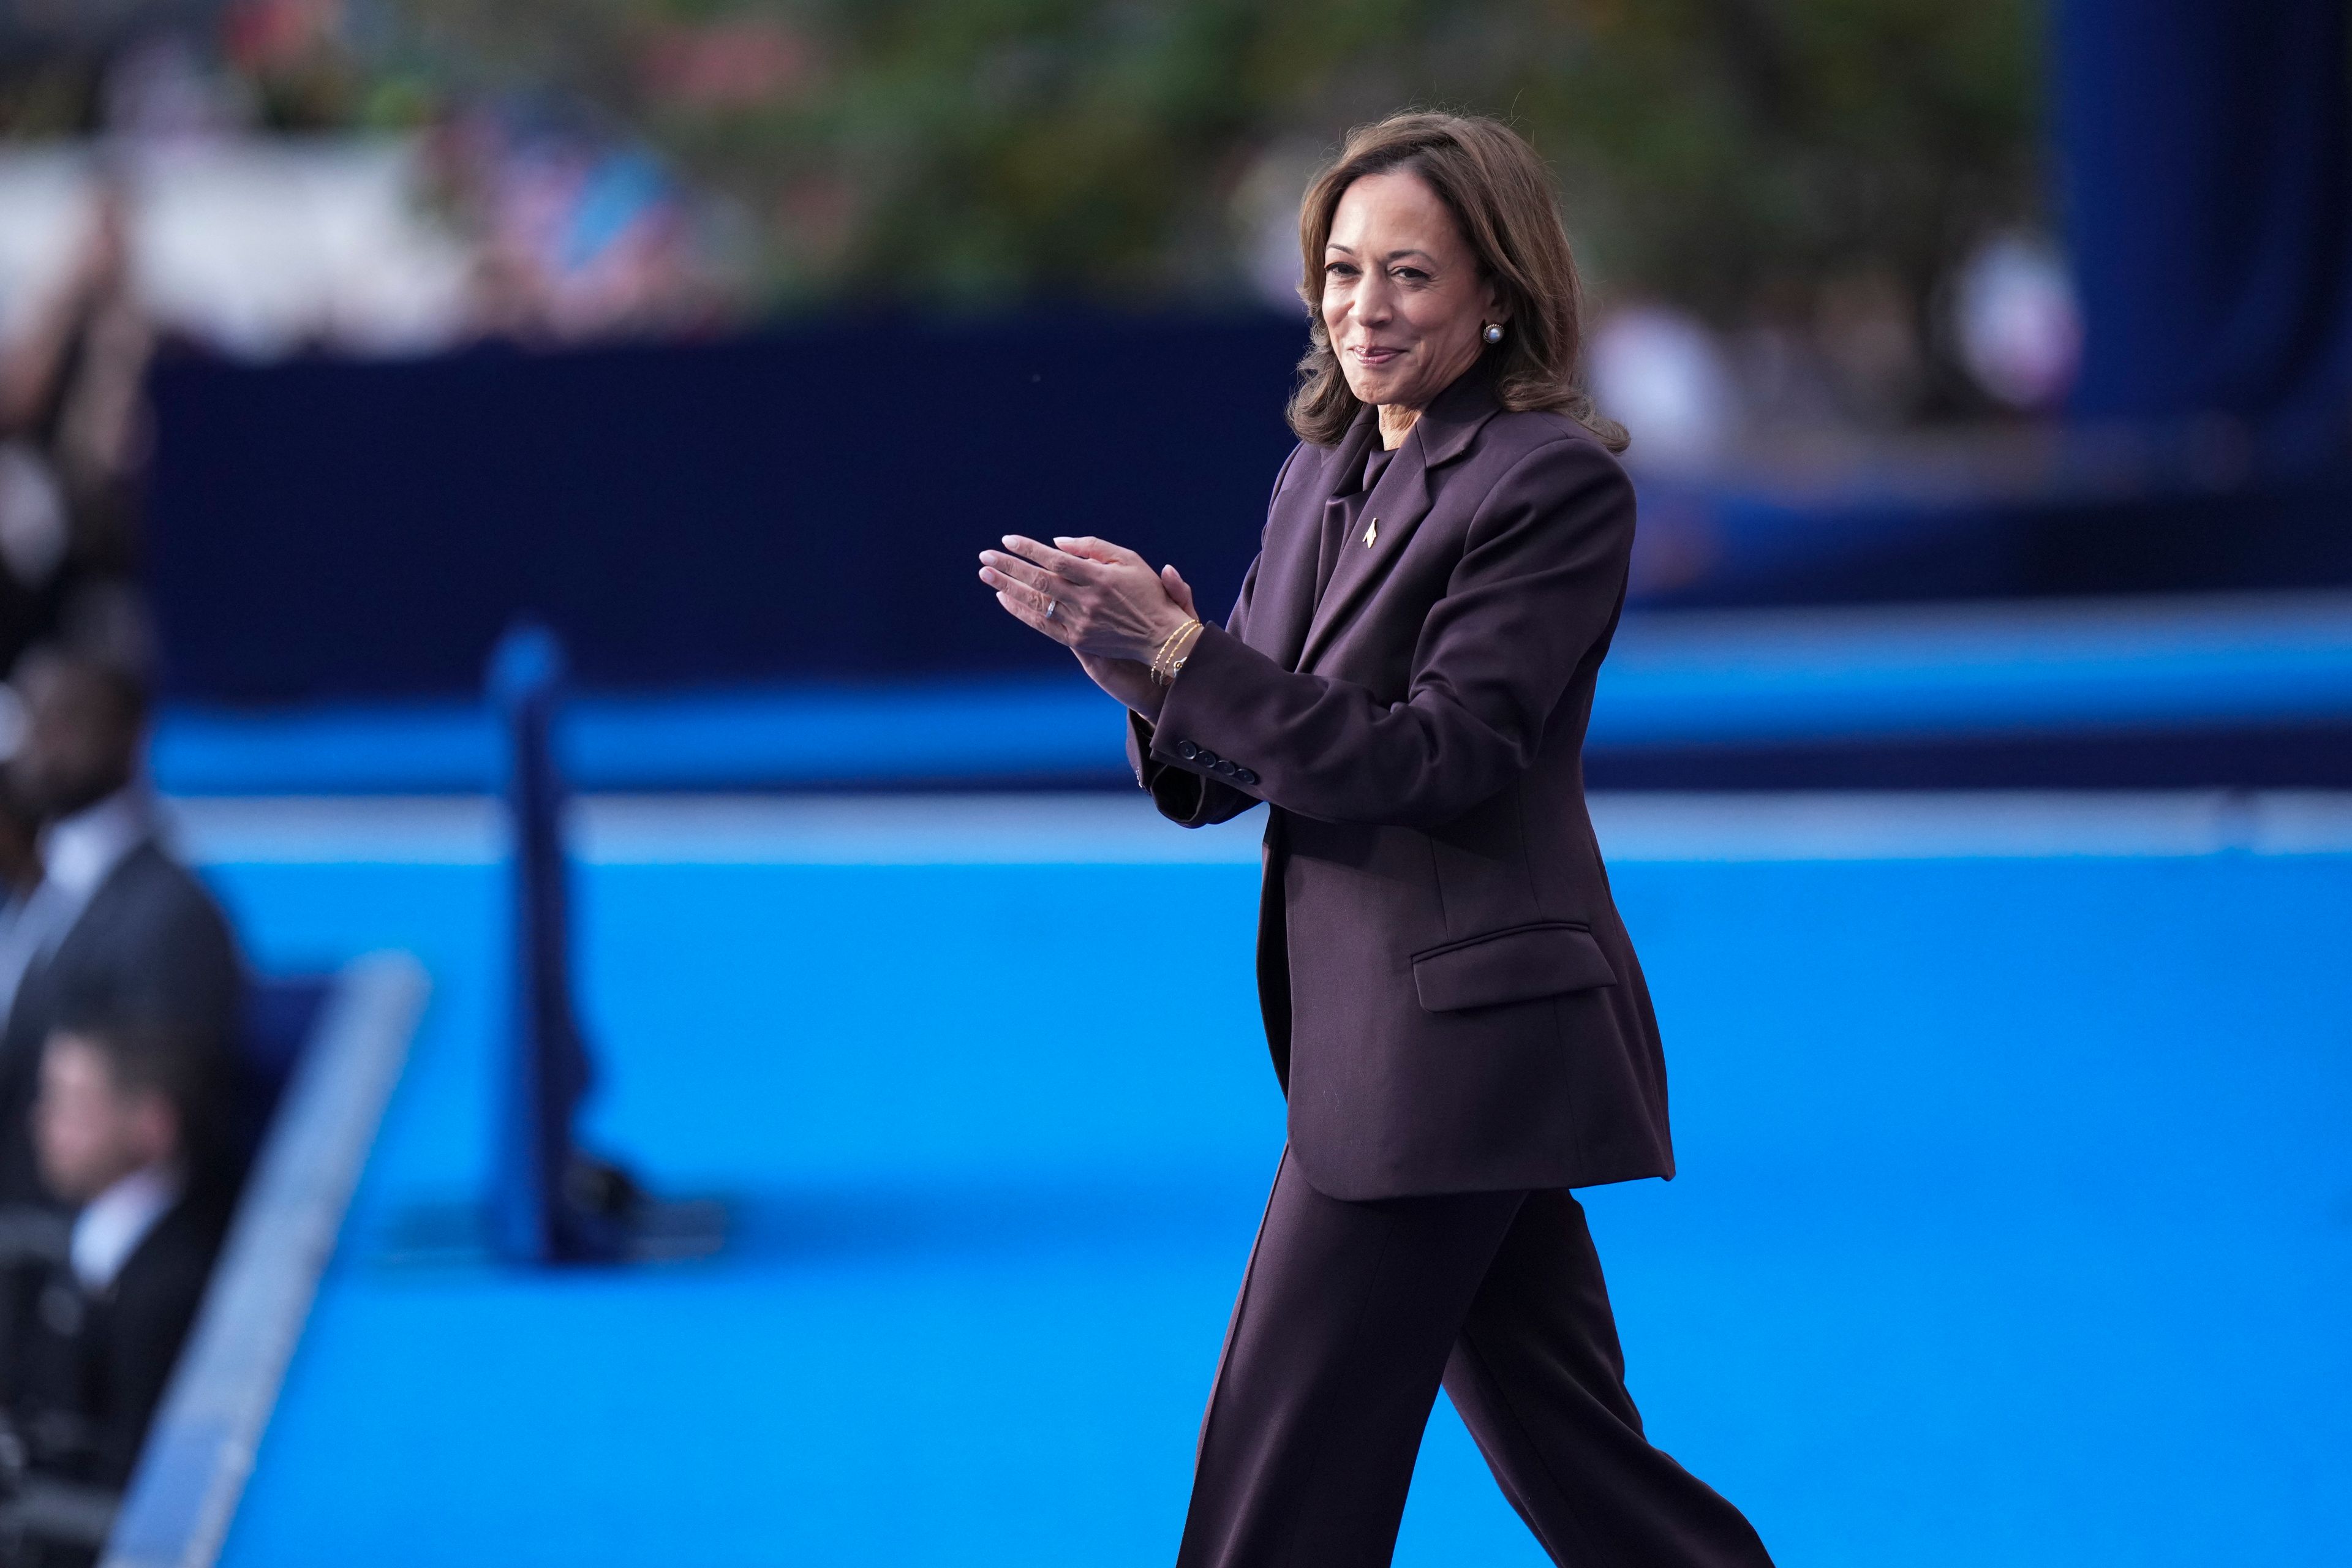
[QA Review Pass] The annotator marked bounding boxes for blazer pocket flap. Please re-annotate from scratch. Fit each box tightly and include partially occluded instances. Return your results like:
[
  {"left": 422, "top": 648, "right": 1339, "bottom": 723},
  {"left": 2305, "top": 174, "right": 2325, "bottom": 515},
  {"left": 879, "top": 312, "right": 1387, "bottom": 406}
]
[{"left": 1411, "top": 922, "right": 1616, "bottom": 1013}]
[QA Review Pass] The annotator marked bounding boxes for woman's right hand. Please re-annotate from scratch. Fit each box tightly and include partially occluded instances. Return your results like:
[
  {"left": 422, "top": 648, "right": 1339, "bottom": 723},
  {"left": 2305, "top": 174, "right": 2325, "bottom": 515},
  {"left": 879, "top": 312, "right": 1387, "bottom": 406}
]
[
  {"left": 1074, "top": 562, "right": 1198, "bottom": 719},
  {"left": 1076, "top": 652, "right": 1161, "bottom": 718}
]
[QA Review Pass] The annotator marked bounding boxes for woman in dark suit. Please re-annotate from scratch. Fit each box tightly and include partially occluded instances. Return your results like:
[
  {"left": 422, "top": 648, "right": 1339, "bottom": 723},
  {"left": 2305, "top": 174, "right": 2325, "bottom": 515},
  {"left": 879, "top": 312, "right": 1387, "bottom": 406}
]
[{"left": 979, "top": 112, "right": 1774, "bottom": 1568}]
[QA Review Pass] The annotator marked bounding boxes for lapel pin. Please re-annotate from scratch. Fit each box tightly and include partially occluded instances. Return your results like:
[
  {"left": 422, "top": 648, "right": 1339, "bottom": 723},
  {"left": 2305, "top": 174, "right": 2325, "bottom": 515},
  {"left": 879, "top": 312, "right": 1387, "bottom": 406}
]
[{"left": 1364, "top": 516, "right": 1379, "bottom": 548}]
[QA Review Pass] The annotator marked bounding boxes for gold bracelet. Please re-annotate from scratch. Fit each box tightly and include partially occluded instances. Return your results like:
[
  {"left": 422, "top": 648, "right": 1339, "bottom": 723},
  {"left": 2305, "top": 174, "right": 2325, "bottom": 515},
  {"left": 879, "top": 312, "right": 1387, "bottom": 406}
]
[
  {"left": 1149, "top": 619, "right": 1188, "bottom": 677},
  {"left": 1156, "top": 619, "right": 1201, "bottom": 682},
  {"left": 1166, "top": 621, "right": 1205, "bottom": 684},
  {"left": 1151, "top": 617, "right": 1204, "bottom": 685}
]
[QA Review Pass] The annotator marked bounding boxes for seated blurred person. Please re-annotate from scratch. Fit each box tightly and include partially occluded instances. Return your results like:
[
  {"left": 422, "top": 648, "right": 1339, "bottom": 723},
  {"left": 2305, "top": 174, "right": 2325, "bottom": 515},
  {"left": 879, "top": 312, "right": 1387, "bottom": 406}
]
[
  {"left": 4, "top": 1016, "right": 227, "bottom": 1491},
  {"left": 0, "top": 782, "right": 46, "bottom": 1011},
  {"left": 0, "top": 650, "right": 241, "bottom": 1208},
  {"left": 0, "top": 783, "right": 58, "bottom": 1277}
]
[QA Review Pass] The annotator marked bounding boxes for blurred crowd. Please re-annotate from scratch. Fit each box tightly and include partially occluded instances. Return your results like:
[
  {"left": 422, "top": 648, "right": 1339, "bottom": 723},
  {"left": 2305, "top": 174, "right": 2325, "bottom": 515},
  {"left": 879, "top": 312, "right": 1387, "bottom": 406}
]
[
  {"left": 1581, "top": 236, "right": 2082, "bottom": 478},
  {"left": 0, "top": 2, "right": 2071, "bottom": 446},
  {"left": 0, "top": 9, "right": 739, "bottom": 368},
  {"left": 0, "top": 646, "right": 243, "bottom": 1566}
]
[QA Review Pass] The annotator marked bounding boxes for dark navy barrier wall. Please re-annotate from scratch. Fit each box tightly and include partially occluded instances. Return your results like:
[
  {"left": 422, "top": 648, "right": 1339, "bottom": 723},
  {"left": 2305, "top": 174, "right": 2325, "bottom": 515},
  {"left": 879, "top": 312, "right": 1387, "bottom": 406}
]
[
  {"left": 2056, "top": 0, "right": 2352, "bottom": 452},
  {"left": 149, "top": 313, "right": 1306, "bottom": 702},
  {"left": 148, "top": 312, "right": 2352, "bottom": 717}
]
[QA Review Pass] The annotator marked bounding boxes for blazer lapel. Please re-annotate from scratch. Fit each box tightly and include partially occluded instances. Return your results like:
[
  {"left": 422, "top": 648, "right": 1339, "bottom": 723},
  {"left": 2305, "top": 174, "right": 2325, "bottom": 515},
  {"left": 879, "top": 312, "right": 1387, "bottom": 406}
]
[
  {"left": 1295, "top": 371, "right": 1504, "bottom": 673},
  {"left": 1297, "top": 435, "right": 1428, "bottom": 672},
  {"left": 1251, "top": 417, "right": 1376, "bottom": 673}
]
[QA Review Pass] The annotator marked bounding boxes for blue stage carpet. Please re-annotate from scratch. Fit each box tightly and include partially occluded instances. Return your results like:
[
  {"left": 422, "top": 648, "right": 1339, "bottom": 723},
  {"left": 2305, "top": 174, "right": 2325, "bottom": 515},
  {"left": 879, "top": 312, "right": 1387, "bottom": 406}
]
[{"left": 186, "top": 796, "right": 2350, "bottom": 1567}]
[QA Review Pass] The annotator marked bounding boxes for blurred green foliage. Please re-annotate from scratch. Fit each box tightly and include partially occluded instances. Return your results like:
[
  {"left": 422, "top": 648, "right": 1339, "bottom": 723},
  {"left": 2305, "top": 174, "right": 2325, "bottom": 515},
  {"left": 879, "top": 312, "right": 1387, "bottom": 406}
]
[
  {"left": 383, "top": 0, "right": 2043, "bottom": 322},
  {"left": 0, "top": 0, "right": 2043, "bottom": 334}
]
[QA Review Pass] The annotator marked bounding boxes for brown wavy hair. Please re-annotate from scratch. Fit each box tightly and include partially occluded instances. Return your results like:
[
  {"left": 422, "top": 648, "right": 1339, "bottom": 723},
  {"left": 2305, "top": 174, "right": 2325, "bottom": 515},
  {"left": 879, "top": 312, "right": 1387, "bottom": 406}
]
[{"left": 1286, "top": 112, "right": 1626, "bottom": 453}]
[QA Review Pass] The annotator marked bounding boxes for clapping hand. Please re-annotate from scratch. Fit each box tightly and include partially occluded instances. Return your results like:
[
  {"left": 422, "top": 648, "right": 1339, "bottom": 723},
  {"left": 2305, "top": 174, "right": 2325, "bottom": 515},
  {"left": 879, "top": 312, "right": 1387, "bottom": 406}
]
[{"left": 979, "top": 535, "right": 1198, "bottom": 717}]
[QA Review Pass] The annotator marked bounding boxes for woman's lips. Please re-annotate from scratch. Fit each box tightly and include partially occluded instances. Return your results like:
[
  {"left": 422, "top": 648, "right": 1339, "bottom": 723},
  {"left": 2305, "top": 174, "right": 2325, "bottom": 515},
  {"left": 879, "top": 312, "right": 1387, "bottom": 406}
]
[{"left": 1351, "top": 344, "right": 1404, "bottom": 366}]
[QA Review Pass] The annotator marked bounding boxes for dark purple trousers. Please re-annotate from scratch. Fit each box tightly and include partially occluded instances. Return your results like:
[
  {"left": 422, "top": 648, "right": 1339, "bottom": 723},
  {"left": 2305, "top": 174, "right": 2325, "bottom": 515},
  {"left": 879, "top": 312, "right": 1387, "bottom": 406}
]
[{"left": 1175, "top": 1150, "right": 1775, "bottom": 1567}]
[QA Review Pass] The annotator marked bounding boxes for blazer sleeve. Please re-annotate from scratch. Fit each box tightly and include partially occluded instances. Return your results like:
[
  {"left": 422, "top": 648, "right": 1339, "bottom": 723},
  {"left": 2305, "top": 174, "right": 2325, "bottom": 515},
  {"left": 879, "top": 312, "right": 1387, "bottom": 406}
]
[
  {"left": 1127, "top": 445, "right": 1305, "bottom": 829},
  {"left": 1145, "top": 435, "right": 1632, "bottom": 830},
  {"left": 1126, "top": 548, "right": 1264, "bottom": 827}
]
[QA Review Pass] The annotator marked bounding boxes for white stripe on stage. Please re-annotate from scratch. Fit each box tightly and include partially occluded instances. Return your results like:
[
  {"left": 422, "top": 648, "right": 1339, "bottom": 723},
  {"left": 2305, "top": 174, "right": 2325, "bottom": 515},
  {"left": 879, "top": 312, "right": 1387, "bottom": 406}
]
[{"left": 162, "top": 790, "right": 2352, "bottom": 867}]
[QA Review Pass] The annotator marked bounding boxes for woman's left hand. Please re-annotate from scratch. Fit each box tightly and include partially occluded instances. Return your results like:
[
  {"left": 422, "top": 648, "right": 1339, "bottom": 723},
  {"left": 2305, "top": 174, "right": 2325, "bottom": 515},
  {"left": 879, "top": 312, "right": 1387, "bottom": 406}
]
[{"left": 978, "top": 535, "right": 1194, "bottom": 663}]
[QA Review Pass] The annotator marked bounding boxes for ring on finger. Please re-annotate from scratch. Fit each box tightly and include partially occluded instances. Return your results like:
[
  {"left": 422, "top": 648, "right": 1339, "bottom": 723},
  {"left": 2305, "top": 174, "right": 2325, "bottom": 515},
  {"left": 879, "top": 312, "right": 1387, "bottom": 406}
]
[{"left": 1044, "top": 597, "right": 1058, "bottom": 620}]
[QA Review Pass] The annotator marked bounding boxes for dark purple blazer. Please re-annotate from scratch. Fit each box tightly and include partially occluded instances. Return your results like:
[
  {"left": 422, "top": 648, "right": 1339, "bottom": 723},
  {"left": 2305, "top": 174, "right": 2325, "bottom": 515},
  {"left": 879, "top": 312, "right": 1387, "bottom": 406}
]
[{"left": 1128, "top": 368, "right": 1672, "bottom": 1200}]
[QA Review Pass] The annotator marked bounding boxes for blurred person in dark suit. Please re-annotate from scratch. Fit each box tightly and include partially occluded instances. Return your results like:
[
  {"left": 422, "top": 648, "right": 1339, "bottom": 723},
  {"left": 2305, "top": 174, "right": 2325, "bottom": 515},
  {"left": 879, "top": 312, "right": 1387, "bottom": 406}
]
[
  {"left": 0, "top": 180, "right": 154, "bottom": 674},
  {"left": 0, "top": 780, "right": 52, "bottom": 1294},
  {"left": 0, "top": 783, "right": 47, "bottom": 994},
  {"left": 2, "top": 1016, "right": 227, "bottom": 1496},
  {"left": 0, "top": 651, "right": 241, "bottom": 1209},
  {"left": 982, "top": 114, "right": 1773, "bottom": 1567}
]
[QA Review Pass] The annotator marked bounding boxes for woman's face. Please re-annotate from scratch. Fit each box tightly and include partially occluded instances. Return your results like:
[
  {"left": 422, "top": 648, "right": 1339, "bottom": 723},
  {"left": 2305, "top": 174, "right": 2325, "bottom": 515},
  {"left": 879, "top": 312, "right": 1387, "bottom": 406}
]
[{"left": 1321, "top": 169, "right": 1501, "bottom": 414}]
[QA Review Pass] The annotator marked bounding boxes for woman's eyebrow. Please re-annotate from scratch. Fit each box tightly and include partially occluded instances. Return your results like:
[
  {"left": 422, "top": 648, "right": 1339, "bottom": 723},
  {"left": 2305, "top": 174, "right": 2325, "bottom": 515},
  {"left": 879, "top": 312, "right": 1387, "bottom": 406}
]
[{"left": 1323, "top": 243, "right": 1439, "bottom": 264}]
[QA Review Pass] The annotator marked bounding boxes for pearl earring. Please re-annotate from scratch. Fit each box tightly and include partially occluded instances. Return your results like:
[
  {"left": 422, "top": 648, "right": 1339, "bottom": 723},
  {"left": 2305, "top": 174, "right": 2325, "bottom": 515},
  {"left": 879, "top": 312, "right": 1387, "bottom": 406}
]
[{"left": 1482, "top": 322, "right": 1504, "bottom": 344}]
